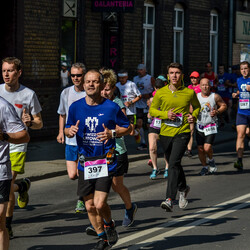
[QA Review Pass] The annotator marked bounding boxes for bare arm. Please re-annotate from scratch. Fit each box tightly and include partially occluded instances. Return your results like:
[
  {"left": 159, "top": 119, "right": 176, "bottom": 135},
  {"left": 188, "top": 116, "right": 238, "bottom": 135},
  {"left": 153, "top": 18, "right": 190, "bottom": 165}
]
[
  {"left": 23, "top": 112, "right": 43, "bottom": 130},
  {"left": 210, "top": 94, "right": 227, "bottom": 117},
  {"left": 0, "top": 130, "right": 30, "bottom": 144},
  {"left": 57, "top": 114, "right": 66, "bottom": 143}
]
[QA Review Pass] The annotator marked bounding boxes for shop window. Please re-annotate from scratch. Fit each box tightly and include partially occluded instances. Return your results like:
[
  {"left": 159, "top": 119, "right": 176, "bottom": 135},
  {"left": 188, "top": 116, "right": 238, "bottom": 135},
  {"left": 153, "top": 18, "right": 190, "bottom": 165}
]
[
  {"left": 143, "top": 2, "right": 155, "bottom": 75},
  {"left": 173, "top": 4, "right": 184, "bottom": 64},
  {"left": 210, "top": 10, "right": 218, "bottom": 73}
]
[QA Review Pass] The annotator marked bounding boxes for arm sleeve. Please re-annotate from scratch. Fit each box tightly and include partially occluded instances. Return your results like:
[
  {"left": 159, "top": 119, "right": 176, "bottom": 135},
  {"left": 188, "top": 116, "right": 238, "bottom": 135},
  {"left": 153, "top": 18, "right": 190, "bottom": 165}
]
[
  {"left": 149, "top": 92, "right": 169, "bottom": 119},
  {"left": 30, "top": 92, "right": 42, "bottom": 115},
  {"left": 57, "top": 90, "right": 67, "bottom": 115},
  {"left": 132, "top": 82, "right": 142, "bottom": 97},
  {"left": 115, "top": 106, "right": 130, "bottom": 128}
]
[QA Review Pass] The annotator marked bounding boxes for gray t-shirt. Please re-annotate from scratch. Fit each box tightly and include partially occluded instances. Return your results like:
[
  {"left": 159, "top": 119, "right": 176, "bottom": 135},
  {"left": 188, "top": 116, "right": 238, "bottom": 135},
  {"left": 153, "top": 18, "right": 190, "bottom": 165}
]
[
  {"left": 0, "top": 96, "right": 26, "bottom": 180},
  {"left": 0, "top": 84, "right": 42, "bottom": 153}
]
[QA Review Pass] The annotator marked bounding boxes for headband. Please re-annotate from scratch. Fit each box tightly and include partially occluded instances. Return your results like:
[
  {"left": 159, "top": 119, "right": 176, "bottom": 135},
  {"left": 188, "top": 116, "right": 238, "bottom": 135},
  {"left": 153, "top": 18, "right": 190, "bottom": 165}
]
[{"left": 118, "top": 73, "right": 128, "bottom": 77}]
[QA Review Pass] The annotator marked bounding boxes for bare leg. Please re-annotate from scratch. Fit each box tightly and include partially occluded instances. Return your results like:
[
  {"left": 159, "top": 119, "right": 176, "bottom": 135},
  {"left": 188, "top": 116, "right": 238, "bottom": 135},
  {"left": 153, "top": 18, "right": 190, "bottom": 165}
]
[{"left": 0, "top": 202, "right": 9, "bottom": 250}]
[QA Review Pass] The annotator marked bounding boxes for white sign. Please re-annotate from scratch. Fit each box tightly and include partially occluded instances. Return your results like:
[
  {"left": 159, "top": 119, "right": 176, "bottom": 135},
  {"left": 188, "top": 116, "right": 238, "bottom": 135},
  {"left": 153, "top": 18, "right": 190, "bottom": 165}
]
[{"left": 63, "top": 0, "right": 77, "bottom": 17}]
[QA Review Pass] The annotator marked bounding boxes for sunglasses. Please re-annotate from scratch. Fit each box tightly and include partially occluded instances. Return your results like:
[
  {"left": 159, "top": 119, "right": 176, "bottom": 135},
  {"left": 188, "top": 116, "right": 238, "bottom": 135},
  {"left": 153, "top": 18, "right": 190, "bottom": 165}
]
[{"left": 71, "top": 74, "right": 83, "bottom": 77}]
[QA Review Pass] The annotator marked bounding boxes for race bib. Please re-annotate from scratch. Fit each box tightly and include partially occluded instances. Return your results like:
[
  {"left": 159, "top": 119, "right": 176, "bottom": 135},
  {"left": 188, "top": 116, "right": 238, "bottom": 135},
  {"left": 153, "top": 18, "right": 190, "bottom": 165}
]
[
  {"left": 164, "top": 113, "right": 183, "bottom": 127},
  {"left": 209, "top": 80, "right": 214, "bottom": 87},
  {"left": 84, "top": 158, "right": 108, "bottom": 180},
  {"left": 122, "top": 95, "right": 128, "bottom": 102},
  {"left": 217, "top": 85, "right": 226, "bottom": 91},
  {"left": 204, "top": 123, "right": 217, "bottom": 136},
  {"left": 152, "top": 118, "right": 161, "bottom": 129},
  {"left": 239, "top": 99, "right": 250, "bottom": 109}
]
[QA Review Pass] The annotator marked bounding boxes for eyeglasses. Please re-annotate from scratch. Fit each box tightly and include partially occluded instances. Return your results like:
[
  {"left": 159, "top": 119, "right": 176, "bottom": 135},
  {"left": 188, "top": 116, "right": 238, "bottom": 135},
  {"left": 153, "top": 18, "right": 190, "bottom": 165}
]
[{"left": 71, "top": 74, "right": 83, "bottom": 78}]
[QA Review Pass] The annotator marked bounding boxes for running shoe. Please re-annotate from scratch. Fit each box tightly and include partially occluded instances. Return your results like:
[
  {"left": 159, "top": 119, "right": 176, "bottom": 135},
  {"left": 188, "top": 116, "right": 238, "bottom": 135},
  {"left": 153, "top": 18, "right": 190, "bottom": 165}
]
[
  {"left": 122, "top": 203, "right": 137, "bottom": 227},
  {"left": 86, "top": 225, "right": 97, "bottom": 236},
  {"left": 17, "top": 178, "right": 31, "bottom": 208},
  {"left": 75, "top": 200, "right": 87, "bottom": 213},
  {"left": 199, "top": 167, "right": 209, "bottom": 176},
  {"left": 150, "top": 169, "right": 160, "bottom": 180},
  {"left": 179, "top": 186, "right": 190, "bottom": 209},
  {"left": 104, "top": 221, "right": 118, "bottom": 246},
  {"left": 208, "top": 159, "right": 217, "bottom": 173},
  {"left": 234, "top": 161, "right": 243, "bottom": 171},
  {"left": 163, "top": 169, "right": 168, "bottom": 178},
  {"left": 147, "top": 159, "right": 153, "bottom": 168},
  {"left": 137, "top": 143, "right": 147, "bottom": 150},
  {"left": 160, "top": 198, "right": 173, "bottom": 212},
  {"left": 7, "top": 226, "right": 13, "bottom": 240},
  {"left": 91, "top": 238, "right": 111, "bottom": 250}
]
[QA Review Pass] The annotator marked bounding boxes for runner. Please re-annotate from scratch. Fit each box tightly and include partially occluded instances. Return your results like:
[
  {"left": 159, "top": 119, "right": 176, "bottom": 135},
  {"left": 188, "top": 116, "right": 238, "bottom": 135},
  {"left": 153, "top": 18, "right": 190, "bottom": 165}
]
[
  {"left": 57, "top": 62, "right": 87, "bottom": 213},
  {"left": 200, "top": 61, "right": 218, "bottom": 92},
  {"left": 147, "top": 78, "right": 169, "bottom": 179},
  {"left": 150, "top": 62, "right": 200, "bottom": 212},
  {"left": 133, "top": 64, "right": 155, "bottom": 150},
  {"left": 0, "top": 57, "right": 43, "bottom": 239},
  {"left": 185, "top": 71, "right": 201, "bottom": 157},
  {"left": 65, "top": 69, "right": 131, "bottom": 249},
  {"left": 0, "top": 96, "right": 29, "bottom": 250},
  {"left": 196, "top": 78, "right": 227, "bottom": 175},
  {"left": 116, "top": 69, "right": 141, "bottom": 139},
  {"left": 232, "top": 61, "right": 250, "bottom": 171}
]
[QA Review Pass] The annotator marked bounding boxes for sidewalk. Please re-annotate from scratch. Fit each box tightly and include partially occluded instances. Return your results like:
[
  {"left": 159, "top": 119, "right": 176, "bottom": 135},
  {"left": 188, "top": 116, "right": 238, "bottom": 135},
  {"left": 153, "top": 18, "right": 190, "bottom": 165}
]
[{"left": 19, "top": 123, "right": 237, "bottom": 182}]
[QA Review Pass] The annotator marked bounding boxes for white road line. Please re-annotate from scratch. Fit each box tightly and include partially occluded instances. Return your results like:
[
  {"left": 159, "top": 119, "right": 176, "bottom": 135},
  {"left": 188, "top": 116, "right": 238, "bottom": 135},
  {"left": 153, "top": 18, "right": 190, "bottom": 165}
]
[
  {"left": 114, "top": 193, "right": 250, "bottom": 248},
  {"left": 128, "top": 200, "right": 250, "bottom": 250}
]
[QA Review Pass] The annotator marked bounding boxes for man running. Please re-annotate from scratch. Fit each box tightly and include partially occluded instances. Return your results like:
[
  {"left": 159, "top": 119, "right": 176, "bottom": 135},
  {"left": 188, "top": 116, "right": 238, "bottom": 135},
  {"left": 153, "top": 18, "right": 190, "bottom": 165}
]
[
  {"left": 150, "top": 62, "right": 200, "bottom": 212},
  {"left": 201, "top": 61, "right": 218, "bottom": 92},
  {"left": 65, "top": 70, "right": 131, "bottom": 249},
  {"left": 57, "top": 62, "right": 87, "bottom": 213},
  {"left": 0, "top": 57, "right": 43, "bottom": 238},
  {"left": 232, "top": 61, "right": 250, "bottom": 171},
  {"left": 196, "top": 78, "right": 227, "bottom": 176},
  {"left": 0, "top": 96, "right": 30, "bottom": 250}
]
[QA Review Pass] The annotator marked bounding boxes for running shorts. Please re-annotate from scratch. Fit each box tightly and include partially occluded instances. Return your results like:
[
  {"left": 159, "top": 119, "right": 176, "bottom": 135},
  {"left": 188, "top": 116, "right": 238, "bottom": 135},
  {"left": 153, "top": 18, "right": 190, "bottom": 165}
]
[
  {"left": 65, "top": 144, "right": 78, "bottom": 161},
  {"left": 148, "top": 127, "right": 160, "bottom": 134},
  {"left": 115, "top": 152, "right": 129, "bottom": 176},
  {"left": 10, "top": 152, "right": 26, "bottom": 174},
  {"left": 236, "top": 113, "right": 250, "bottom": 126},
  {"left": 0, "top": 180, "right": 11, "bottom": 203},
  {"left": 196, "top": 130, "right": 216, "bottom": 146},
  {"left": 77, "top": 170, "right": 114, "bottom": 197}
]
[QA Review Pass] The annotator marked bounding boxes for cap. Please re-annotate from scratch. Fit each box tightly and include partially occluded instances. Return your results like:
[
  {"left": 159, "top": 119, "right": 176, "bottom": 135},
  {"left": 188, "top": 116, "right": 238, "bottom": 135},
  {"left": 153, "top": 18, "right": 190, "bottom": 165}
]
[
  {"left": 61, "top": 62, "right": 67, "bottom": 67},
  {"left": 190, "top": 71, "right": 200, "bottom": 78},
  {"left": 137, "top": 64, "right": 146, "bottom": 70},
  {"left": 157, "top": 75, "right": 167, "bottom": 82}
]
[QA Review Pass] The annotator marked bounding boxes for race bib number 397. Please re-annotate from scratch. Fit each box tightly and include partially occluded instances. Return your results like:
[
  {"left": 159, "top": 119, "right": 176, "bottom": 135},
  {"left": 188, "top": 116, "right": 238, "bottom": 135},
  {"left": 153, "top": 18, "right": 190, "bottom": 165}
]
[
  {"left": 239, "top": 99, "right": 250, "bottom": 109},
  {"left": 84, "top": 159, "right": 108, "bottom": 180}
]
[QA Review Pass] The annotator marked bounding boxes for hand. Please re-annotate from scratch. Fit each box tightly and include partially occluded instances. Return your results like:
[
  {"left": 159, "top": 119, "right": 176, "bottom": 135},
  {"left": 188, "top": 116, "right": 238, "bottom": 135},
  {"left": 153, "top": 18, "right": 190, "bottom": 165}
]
[
  {"left": 22, "top": 109, "right": 32, "bottom": 126},
  {"left": 57, "top": 132, "right": 65, "bottom": 144},
  {"left": 167, "top": 108, "right": 176, "bottom": 120},
  {"left": 68, "top": 120, "right": 80, "bottom": 137},
  {"left": 96, "top": 124, "right": 111, "bottom": 144},
  {"left": 124, "top": 101, "right": 131, "bottom": 107},
  {"left": 232, "top": 93, "right": 238, "bottom": 98},
  {"left": 185, "top": 113, "right": 195, "bottom": 124},
  {"left": 246, "top": 85, "right": 250, "bottom": 91},
  {"left": 210, "top": 109, "right": 217, "bottom": 117}
]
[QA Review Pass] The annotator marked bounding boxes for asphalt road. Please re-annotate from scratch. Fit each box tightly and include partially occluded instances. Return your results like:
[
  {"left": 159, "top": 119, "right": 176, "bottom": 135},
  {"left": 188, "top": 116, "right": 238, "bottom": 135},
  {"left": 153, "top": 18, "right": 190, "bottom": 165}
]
[{"left": 9, "top": 138, "right": 250, "bottom": 250}]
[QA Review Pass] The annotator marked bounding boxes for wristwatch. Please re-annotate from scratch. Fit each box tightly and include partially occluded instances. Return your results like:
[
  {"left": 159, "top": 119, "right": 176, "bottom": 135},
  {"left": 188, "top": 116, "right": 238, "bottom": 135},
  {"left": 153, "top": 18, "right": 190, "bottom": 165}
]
[
  {"left": 2, "top": 133, "right": 9, "bottom": 141},
  {"left": 111, "top": 130, "right": 116, "bottom": 139}
]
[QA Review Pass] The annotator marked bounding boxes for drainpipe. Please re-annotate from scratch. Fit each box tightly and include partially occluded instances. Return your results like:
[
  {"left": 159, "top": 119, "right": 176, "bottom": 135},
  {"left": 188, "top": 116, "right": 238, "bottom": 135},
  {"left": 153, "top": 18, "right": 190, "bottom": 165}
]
[{"left": 228, "top": 0, "right": 234, "bottom": 73}]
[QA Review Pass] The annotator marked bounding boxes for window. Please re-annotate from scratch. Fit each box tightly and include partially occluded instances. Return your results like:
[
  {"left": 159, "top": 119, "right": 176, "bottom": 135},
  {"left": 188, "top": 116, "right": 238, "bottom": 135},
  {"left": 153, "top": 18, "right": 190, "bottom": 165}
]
[
  {"left": 210, "top": 10, "right": 218, "bottom": 73},
  {"left": 173, "top": 4, "right": 184, "bottom": 64},
  {"left": 143, "top": 3, "right": 155, "bottom": 75}
]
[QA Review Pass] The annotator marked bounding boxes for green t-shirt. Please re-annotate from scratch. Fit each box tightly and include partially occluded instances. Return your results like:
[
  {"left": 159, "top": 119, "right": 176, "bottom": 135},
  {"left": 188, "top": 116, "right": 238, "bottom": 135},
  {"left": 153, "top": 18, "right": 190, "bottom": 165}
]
[
  {"left": 150, "top": 84, "right": 200, "bottom": 137},
  {"left": 113, "top": 96, "right": 127, "bottom": 155}
]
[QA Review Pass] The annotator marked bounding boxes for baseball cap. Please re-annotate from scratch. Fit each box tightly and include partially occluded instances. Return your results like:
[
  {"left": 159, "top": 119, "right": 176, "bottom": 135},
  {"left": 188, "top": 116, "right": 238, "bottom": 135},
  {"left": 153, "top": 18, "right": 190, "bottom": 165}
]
[
  {"left": 137, "top": 64, "right": 146, "bottom": 70},
  {"left": 61, "top": 62, "right": 67, "bottom": 67},
  {"left": 190, "top": 71, "right": 200, "bottom": 78}
]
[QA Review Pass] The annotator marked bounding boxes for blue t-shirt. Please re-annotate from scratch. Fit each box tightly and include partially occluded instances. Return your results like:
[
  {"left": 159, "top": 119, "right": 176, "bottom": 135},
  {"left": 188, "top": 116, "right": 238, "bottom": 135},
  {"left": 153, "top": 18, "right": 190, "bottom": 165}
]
[
  {"left": 237, "top": 76, "right": 250, "bottom": 116},
  {"left": 217, "top": 73, "right": 231, "bottom": 98},
  {"left": 66, "top": 97, "right": 130, "bottom": 172}
]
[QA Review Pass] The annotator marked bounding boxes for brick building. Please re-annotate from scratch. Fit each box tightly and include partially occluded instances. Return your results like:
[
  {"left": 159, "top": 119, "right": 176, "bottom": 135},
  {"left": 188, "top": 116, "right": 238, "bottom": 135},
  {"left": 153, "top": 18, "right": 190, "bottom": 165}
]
[{"left": 0, "top": 0, "right": 249, "bottom": 139}]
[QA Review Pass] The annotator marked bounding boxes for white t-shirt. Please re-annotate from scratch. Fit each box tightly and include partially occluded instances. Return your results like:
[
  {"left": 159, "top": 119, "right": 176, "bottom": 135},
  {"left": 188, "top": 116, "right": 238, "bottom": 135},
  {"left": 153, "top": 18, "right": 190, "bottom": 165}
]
[
  {"left": 133, "top": 74, "right": 154, "bottom": 112},
  {"left": 0, "top": 96, "right": 26, "bottom": 180},
  {"left": 116, "top": 80, "right": 141, "bottom": 115},
  {"left": 0, "top": 84, "right": 42, "bottom": 153},
  {"left": 57, "top": 85, "right": 86, "bottom": 145},
  {"left": 61, "top": 70, "right": 69, "bottom": 87}
]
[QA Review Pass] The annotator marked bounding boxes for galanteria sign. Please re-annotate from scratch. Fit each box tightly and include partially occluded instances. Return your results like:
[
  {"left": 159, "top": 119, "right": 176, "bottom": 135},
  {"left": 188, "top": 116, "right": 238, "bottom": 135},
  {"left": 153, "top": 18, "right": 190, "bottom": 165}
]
[{"left": 92, "top": 0, "right": 134, "bottom": 12}]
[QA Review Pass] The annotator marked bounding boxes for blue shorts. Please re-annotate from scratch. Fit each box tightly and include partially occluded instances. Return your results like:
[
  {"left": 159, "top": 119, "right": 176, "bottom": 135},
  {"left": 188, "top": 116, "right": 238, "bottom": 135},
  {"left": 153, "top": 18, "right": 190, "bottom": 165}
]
[
  {"left": 236, "top": 113, "right": 250, "bottom": 126},
  {"left": 65, "top": 145, "right": 78, "bottom": 161}
]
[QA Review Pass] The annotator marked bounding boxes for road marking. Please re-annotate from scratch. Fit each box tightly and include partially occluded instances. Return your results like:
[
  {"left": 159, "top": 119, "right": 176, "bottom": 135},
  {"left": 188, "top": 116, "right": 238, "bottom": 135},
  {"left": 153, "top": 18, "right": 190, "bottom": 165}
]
[{"left": 114, "top": 193, "right": 250, "bottom": 249}]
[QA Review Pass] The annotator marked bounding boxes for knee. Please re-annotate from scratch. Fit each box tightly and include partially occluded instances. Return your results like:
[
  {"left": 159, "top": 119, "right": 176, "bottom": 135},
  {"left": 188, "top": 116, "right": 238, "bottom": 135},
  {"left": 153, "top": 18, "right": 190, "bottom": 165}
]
[
  {"left": 94, "top": 200, "right": 105, "bottom": 211},
  {"left": 85, "top": 200, "right": 95, "bottom": 213},
  {"left": 149, "top": 146, "right": 157, "bottom": 154},
  {"left": 204, "top": 145, "right": 212, "bottom": 153},
  {"left": 198, "top": 146, "right": 204, "bottom": 153},
  {"left": 68, "top": 174, "right": 77, "bottom": 180}
]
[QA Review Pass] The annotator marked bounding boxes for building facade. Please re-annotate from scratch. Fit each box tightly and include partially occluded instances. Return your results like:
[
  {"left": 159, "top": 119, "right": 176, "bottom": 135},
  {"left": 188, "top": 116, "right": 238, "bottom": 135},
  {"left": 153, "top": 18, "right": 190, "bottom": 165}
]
[{"left": 0, "top": 0, "right": 249, "bottom": 138}]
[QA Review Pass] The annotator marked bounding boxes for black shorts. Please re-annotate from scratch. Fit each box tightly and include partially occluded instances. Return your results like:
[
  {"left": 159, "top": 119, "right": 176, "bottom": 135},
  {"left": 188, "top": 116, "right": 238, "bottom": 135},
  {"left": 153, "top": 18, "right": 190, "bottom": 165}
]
[
  {"left": 0, "top": 179, "right": 11, "bottom": 203},
  {"left": 77, "top": 170, "right": 114, "bottom": 198},
  {"left": 115, "top": 152, "right": 129, "bottom": 176},
  {"left": 127, "top": 115, "right": 135, "bottom": 125},
  {"left": 148, "top": 127, "right": 160, "bottom": 134},
  {"left": 196, "top": 130, "right": 216, "bottom": 146},
  {"left": 136, "top": 108, "right": 148, "bottom": 129}
]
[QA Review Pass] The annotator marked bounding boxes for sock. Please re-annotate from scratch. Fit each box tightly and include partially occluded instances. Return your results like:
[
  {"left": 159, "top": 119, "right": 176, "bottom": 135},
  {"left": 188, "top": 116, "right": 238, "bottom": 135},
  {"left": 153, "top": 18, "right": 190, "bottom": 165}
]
[
  {"left": 98, "top": 231, "right": 107, "bottom": 240},
  {"left": 78, "top": 196, "right": 84, "bottom": 201},
  {"left": 126, "top": 204, "right": 133, "bottom": 211},
  {"left": 238, "top": 158, "right": 242, "bottom": 163},
  {"left": 6, "top": 216, "right": 13, "bottom": 229},
  {"left": 139, "top": 128, "right": 146, "bottom": 144},
  {"left": 104, "top": 219, "right": 114, "bottom": 227}
]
